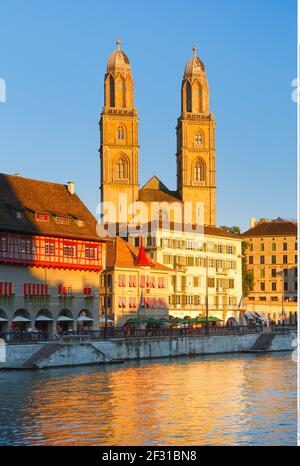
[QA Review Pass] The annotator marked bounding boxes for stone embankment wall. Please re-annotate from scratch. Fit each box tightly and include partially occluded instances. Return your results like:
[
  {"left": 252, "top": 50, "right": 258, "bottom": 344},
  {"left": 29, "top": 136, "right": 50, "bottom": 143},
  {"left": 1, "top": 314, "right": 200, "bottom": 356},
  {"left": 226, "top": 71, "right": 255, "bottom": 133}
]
[{"left": 0, "top": 331, "right": 296, "bottom": 370}]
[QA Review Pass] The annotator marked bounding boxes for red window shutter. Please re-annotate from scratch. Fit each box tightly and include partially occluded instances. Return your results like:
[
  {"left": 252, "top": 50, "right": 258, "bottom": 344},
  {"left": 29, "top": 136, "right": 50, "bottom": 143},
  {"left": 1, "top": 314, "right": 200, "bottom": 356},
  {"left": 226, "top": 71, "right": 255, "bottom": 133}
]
[
  {"left": 84, "top": 287, "right": 87, "bottom": 295},
  {"left": 0, "top": 282, "right": 2, "bottom": 296},
  {"left": 62, "top": 287, "right": 67, "bottom": 296},
  {"left": 140, "top": 276, "right": 145, "bottom": 288},
  {"left": 58, "top": 285, "right": 62, "bottom": 296}
]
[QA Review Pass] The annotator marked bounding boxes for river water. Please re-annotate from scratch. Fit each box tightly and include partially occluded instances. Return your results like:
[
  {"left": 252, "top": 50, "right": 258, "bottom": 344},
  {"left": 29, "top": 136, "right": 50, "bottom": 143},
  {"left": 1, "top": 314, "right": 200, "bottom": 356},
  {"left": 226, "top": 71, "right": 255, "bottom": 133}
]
[{"left": 0, "top": 352, "right": 297, "bottom": 446}]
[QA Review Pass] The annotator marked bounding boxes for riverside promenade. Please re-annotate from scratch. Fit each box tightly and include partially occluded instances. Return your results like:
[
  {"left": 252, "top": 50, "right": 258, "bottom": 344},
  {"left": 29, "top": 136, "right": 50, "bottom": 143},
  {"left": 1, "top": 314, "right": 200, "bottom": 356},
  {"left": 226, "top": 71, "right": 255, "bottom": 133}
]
[{"left": 0, "top": 325, "right": 297, "bottom": 370}]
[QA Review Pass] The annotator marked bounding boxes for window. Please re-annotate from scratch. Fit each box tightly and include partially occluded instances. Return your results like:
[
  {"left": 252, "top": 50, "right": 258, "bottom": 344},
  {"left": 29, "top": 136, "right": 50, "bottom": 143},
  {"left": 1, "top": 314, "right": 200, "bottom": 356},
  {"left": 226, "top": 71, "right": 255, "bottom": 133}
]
[
  {"left": 228, "top": 279, "right": 234, "bottom": 289},
  {"left": 117, "top": 158, "right": 128, "bottom": 179},
  {"left": 295, "top": 282, "right": 298, "bottom": 291},
  {"left": 85, "top": 246, "right": 98, "bottom": 260},
  {"left": 283, "top": 242, "right": 288, "bottom": 251},
  {"left": 1, "top": 236, "right": 7, "bottom": 254},
  {"left": 271, "top": 255, "right": 276, "bottom": 264},
  {"left": 58, "top": 285, "right": 72, "bottom": 297},
  {"left": 35, "top": 213, "right": 49, "bottom": 222},
  {"left": 271, "top": 297, "right": 278, "bottom": 302},
  {"left": 260, "top": 269, "right": 265, "bottom": 278},
  {"left": 207, "top": 277, "right": 215, "bottom": 288},
  {"left": 0, "top": 282, "right": 13, "bottom": 296},
  {"left": 260, "top": 282, "right": 265, "bottom": 291},
  {"left": 249, "top": 256, "right": 254, "bottom": 265},
  {"left": 24, "top": 283, "right": 48, "bottom": 296},
  {"left": 63, "top": 243, "right": 76, "bottom": 258},
  {"left": 283, "top": 255, "right": 288, "bottom": 264},
  {"left": 295, "top": 255, "right": 298, "bottom": 264},
  {"left": 45, "top": 241, "right": 55, "bottom": 256},
  {"left": 283, "top": 268, "right": 288, "bottom": 277},
  {"left": 117, "top": 125, "right": 125, "bottom": 140},
  {"left": 194, "top": 159, "right": 205, "bottom": 182},
  {"left": 271, "top": 269, "right": 276, "bottom": 278},
  {"left": 195, "top": 133, "right": 202, "bottom": 145},
  {"left": 284, "top": 282, "right": 288, "bottom": 292},
  {"left": 295, "top": 242, "right": 298, "bottom": 251},
  {"left": 16, "top": 210, "right": 24, "bottom": 219},
  {"left": 21, "top": 239, "right": 32, "bottom": 254},
  {"left": 110, "top": 75, "right": 115, "bottom": 107},
  {"left": 260, "top": 256, "right": 265, "bottom": 265},
  {"left": 249, "top": 243, "right": 254, "bottom": 252},
  {"left": 186, "top": 81, "right": 192, "bottom": 112},
  {"left": 259, "top": 297, "right": 266, "bottom": 301},
  {"left": 55, "top": 216, "right": 70, "bottom": 225},
  {"left": 118, "top": 275, "right": 126, "bottom": 287},
  {"left": 260, "top": 243, "right": 264, "bottom": 252},
  {"left": 272, "top": 282, "right": 277, "bottom": 291},
  {"left": 272, "top": 243, "right": 276, "bottom": 251},
  {"left": 129, "top": 275, "right": 137, "bottom": 287},
  {"left": 84, "top": 287, "right": 92, "bottom": 297}
]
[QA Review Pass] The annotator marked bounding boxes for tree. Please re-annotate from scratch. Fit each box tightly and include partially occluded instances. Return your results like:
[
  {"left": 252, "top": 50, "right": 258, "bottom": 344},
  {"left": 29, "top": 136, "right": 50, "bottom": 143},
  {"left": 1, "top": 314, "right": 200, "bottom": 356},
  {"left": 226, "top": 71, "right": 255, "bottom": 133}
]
[
  {"left": 220, "top": 225, "right": 253, "bottom": 297},
  {"left": 219, "top": 225, "right": 241, "bottom": 235},
  {"left": 242, "top": 241, "right": 254, "bottom": 297}
]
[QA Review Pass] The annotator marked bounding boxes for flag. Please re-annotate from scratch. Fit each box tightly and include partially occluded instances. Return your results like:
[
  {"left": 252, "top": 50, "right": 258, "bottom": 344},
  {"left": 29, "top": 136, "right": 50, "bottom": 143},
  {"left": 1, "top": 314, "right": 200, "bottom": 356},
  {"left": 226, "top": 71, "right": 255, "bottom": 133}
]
[{"left": 238, "top": 294, "right": 243, "bottom": 310}]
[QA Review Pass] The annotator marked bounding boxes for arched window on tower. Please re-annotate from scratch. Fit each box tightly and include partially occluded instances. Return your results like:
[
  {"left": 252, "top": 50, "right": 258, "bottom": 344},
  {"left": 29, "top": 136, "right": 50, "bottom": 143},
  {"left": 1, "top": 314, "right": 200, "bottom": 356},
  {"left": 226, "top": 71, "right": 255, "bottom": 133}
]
[
  {"left": 122, "top": 79, "right": 126, "bottom": 108},
  {"left": 110, "top": 75, "right": 115, "bottom": 107},
  {"left": 195, "top": 132, "right": 202, "bottom": 145},
  {"left": 117, "top": 157, "right": 128, "bottom": 179},
  {"left": 117, "top": 125, "right": 125, "bottom": 141},
  {"left": 186, "top": 81, "right": 192, "bottom": 112},
  {"left": 194, "top": 159, "right": 205, "bottom": 182}
]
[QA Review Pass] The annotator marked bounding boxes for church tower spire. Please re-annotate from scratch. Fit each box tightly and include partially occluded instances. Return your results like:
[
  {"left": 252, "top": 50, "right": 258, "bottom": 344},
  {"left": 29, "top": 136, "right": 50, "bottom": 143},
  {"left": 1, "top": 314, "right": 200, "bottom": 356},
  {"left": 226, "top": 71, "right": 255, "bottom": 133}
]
[
  {"left": 176, "top": 45, "right": 216, "bottom": 226},
  {"left": 100, "top": 38, "right": 139, "bottom": 224}
]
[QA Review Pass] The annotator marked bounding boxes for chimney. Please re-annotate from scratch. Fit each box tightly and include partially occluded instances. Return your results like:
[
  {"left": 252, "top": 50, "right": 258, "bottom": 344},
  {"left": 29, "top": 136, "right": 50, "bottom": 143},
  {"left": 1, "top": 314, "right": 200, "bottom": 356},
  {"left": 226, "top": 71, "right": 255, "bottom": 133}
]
[
  {"left": 67, "top": 181, "right": 75, "bottom": 195},
  {"left": 250, "top": 217, "right": 256, "bottom": 228}
]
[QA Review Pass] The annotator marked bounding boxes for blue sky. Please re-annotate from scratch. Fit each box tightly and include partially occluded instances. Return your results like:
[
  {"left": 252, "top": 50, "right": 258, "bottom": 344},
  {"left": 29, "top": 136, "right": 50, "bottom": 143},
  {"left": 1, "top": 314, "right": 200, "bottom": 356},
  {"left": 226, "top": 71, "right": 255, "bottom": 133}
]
[{"left": 0, "top": 0, "right": 297, "bottom": 231}]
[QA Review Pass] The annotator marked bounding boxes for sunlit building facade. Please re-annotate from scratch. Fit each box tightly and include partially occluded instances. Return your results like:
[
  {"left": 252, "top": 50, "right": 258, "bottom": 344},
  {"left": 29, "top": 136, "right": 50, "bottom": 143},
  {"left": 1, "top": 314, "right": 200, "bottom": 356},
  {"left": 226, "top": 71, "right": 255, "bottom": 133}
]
[{"left": 0, "top": 174, "right": 105, "bottom": 336}]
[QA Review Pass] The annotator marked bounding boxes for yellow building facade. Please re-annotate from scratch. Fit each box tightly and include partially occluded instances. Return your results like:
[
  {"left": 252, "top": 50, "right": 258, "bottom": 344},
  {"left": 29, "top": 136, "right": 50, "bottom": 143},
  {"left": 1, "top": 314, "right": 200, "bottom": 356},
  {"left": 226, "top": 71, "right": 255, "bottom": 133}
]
[
  {"left": 242, "top": 218, "right": 298, "bottom": 324},
  {"left": 100, "top": 39, "right": 216, "bottom": 227}
]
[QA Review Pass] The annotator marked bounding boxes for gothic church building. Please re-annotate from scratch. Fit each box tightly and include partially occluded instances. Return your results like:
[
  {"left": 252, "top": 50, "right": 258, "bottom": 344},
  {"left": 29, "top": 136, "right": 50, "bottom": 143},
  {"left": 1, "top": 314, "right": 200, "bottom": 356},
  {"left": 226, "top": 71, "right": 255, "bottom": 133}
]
[{"left": 100, "top": 39, "right": 216, "bottom": 227}]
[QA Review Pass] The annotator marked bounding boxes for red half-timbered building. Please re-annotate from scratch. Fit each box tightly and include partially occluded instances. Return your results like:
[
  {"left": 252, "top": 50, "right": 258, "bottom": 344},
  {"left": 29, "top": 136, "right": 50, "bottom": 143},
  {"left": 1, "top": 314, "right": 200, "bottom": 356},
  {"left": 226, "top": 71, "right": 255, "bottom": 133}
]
[{"left": 0, "top": 173, "right": 105, "bottom": 336}]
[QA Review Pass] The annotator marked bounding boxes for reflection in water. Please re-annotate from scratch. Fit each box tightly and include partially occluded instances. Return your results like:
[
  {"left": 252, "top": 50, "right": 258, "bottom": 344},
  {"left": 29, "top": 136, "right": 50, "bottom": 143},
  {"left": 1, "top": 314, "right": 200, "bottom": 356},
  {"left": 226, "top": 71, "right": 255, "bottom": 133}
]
[{"left": 0, "top": 352, "right": 296, "bottom": 446}]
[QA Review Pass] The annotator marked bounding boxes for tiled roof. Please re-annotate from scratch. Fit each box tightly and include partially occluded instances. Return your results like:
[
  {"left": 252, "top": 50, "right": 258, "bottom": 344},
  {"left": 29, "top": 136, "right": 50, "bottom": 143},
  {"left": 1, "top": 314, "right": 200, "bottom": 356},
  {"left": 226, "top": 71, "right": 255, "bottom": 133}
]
[
  {"left": 131, "top": 221, "right": 241, "bottom": 239},
  {"left": 139, "top": 176, "right": 181, "bottom": 203},
  {"left": 106, "top": 237, "right": 171, "bottom": 271},
  {"left": 0, "top": 173, "right": 101, "bottom": 241},
  {"left": 242, "top": 221, "right": 297, "bottom": 237}
]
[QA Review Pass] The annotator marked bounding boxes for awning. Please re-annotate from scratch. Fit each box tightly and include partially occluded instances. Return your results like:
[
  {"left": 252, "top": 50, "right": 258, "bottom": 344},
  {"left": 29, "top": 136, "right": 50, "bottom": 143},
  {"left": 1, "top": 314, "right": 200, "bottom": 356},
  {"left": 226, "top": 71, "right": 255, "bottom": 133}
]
[
  {"left": 35, "top": 315, "right": 53, "bottom": 322},
  {"left": 0, "top": 317, "right": 8, "bottom": 322},
  {"left": 255, "top": 312, "right": 266, "bottom": 321},
  {"left": 57, "top": 316, "right": 74, "bottom": 322},
  {"left": 12, "top": 316, "right": 31, "bottom": 322},
  {"left": 244, "top": 311, "right": 255, "bottom": 320},
  {"left": 99, "top": 316, "right": 114, "bottom": 323},
  {"left": 77, "top": 315, "right": 94, "bottom": 322}
]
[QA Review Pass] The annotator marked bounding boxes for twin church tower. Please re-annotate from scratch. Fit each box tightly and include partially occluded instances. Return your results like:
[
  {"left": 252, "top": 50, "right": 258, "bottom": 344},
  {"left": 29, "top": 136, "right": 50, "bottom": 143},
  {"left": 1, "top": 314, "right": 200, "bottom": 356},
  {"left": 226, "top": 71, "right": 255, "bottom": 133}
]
[{"left": 100, "top": 38, "right": 216, "bottom": 227}]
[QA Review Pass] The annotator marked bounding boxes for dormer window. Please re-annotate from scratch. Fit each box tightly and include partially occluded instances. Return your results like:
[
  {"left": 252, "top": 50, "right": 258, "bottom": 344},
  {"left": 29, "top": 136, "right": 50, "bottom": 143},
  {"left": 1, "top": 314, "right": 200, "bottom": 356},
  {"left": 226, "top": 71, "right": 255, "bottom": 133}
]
[
  {"left": 16, "top": 210, "right": 24, "bottom": 219},
  {"left": 76, "top": 219, "right": 85, "bottom": 227},
  {"left": 55, "top": 216, "right": 70, "bottom": 225},
  {"left": 35, "top": 212, "right": 49, "bottom": 222}
]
